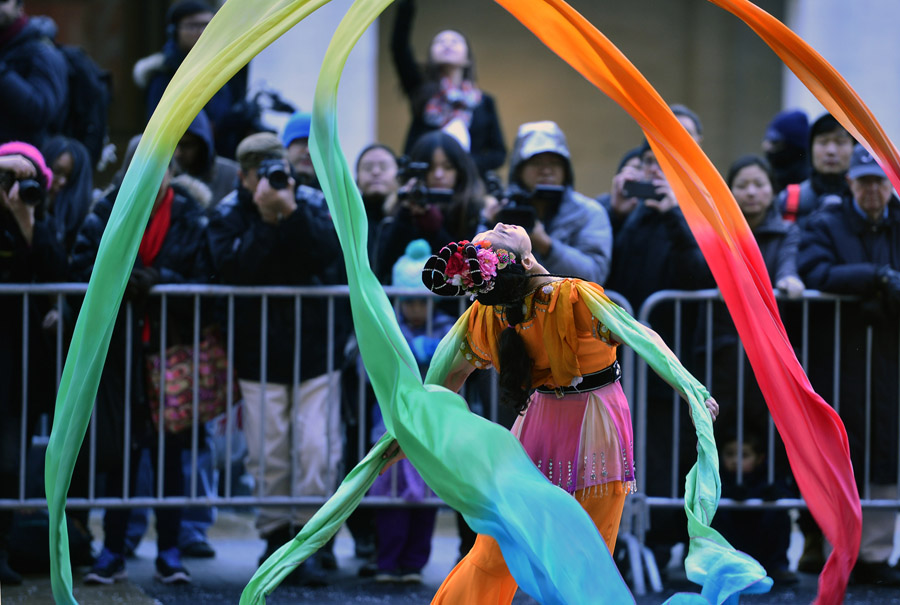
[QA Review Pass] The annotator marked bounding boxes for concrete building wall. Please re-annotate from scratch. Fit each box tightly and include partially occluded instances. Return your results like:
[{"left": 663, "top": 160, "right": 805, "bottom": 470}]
[
  {"left": 784, "top": 0, "right": 900, "bottom": 148},
  {"left": 376, "top": 0, "right": 786, "bottom": 196}
]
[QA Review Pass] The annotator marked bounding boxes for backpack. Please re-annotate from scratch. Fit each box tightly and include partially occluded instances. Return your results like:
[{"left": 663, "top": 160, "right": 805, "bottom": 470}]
[{"left": 56, "top": 44, "right": 112, "bottom": 168}]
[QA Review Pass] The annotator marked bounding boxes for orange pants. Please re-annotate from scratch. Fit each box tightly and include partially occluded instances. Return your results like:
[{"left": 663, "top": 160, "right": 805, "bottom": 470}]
[{"left": 432, "top": 484, "right": 627, "bottom": 604}]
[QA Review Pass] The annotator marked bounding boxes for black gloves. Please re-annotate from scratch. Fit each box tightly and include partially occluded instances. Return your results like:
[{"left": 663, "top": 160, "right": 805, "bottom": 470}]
[
  {"left": 125, "top": 266, "right": 160, "bottom": 303},
  {"left": 877, "top": 265, "right": 900, "bottom": 298}
]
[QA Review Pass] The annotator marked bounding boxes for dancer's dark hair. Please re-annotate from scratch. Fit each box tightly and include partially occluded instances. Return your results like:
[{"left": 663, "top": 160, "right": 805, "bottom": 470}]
[{"left": 476, "top": 261, "right": 536, "bottom": 414}]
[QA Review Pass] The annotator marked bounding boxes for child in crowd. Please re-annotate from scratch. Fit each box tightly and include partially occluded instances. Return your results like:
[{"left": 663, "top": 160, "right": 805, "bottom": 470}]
[
  {"left": 368, "top": 239, "right": 456, "bottom": 583},
  {"left": 713, "top": 419, "right": 798, "bottom": 586}
]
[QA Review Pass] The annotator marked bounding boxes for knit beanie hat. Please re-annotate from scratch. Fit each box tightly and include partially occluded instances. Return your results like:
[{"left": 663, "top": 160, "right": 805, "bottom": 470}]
[
  {"left": 235, "top": 132, "right": 286, "bottom": 172},
  {"left": 764, "top": 109, "right": 809, "bottom": 151},
  {"left": 281, "top": 111, "right": 312, "bottom": 148},
  {"left": 0, "top": 141, "right": 53, "bottom": 190},
  {"left": 167, "top": 1, "right": 213, "bottom": 28},
  {"left": 392, "top": 239, "right": 432, "bottom": 291}
]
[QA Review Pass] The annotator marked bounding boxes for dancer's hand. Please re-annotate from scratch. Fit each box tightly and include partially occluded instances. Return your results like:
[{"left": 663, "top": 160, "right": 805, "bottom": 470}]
[
  {"left": 704, "top": 397, "right": 719, "bottom": 421},
  {"left": 689, "top": 397, "right": 719, "bottom": 428},
  {"left": 380, "top": 439, "right": 407, "bottom": 475}
]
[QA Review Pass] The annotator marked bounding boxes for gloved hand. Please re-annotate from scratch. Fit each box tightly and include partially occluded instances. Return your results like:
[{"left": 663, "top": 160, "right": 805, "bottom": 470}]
[
  {"left": 125, "top": 266, "right": 160, "bottom": 303},
  {"left": 775, "top": 275, "right": 805, "bottom": 299},
  {"left": 877, "top": 265, "right": 900, "bottom": 306}
]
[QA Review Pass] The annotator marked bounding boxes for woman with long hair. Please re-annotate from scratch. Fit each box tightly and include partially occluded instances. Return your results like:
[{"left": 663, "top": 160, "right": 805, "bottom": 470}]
[
  {"left": 374, "top": 131, "right": 485, "bottom": 283},
  {"left": 381, "top": 223, "right": 718, "bottom": 603},
  {"left": 40, "top": 135, "right": 93, "bottom": 255},
  {"left": 391, "top": 0, "right": 506, "bottom": 176}
]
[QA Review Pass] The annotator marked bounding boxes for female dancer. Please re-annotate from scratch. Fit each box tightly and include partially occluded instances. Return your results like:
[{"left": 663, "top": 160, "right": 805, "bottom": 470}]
[{"left": 384, "top": 222, "right": 718, "bottom": 603}]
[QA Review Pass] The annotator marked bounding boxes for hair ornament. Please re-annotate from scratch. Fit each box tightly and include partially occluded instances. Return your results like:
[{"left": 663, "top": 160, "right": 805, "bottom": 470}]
[{"left": 422, "top": 240, "right": 516, "bottom": 298}]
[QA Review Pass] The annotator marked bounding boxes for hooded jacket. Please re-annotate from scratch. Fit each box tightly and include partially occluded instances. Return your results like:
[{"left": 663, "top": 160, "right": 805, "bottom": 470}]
[
  {"left": 508, "top": 121, "right": 613, "bottom": 284},
  {"left": 179, "top": 110, "right": 239, "bottom": 206},
  {"left": 0, "top": 15, "right": 68, "bottom": 146}
]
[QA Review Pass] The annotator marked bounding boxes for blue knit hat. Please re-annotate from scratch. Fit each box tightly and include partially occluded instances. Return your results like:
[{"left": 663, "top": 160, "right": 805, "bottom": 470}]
[
  {"left": 765, "top": 109, "right": 809, "bottom": 151},
  {"left": 281, "top": 111, "right": 311, "bottom": 147},
  {"left": 393, "top": 239, "right": 432, "bottom": 291}
]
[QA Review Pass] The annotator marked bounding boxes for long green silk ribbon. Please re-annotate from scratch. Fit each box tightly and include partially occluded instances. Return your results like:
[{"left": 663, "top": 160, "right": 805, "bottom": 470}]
[{"left": 47, "top": 0, "right": 890, "bottom": 603}]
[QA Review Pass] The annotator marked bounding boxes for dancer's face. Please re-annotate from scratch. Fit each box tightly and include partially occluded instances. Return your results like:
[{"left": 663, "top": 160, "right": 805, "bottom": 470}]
[{"left": 473, "top": 223, "right": 530, "bottom": 258}]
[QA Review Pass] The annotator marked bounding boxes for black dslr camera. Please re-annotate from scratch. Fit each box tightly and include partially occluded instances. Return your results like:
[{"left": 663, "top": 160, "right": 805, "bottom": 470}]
[
  {"left": 494, "top": 184, "right": 564, "bottom": 232},
  {"left": 396, "top": 156, "right": 453, "bottom": 206},
  {"left": 0, "top": 170, "right": 44, "bottom": 206},
  {"left": 257, "top": 159, "right": 290, "bottom": 190}
]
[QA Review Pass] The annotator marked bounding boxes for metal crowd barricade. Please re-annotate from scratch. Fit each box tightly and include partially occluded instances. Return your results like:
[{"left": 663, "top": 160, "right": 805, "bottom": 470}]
[
  {"left": 631, "top": 288, "right": 900, "bottom": 593},
  {"left": 0, "top": 284, "right": 631, "bottom": 510}
]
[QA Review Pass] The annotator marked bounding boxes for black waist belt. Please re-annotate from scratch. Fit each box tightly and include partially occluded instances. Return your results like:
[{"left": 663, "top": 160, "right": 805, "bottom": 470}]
[{"left": 535, "top": 361, "right": 622, "bottom": 398}]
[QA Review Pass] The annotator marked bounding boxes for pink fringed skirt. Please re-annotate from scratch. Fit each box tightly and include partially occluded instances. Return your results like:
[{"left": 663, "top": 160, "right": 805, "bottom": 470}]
[{"left": 511, "top": 382, "right": 635, "bottom": 496}]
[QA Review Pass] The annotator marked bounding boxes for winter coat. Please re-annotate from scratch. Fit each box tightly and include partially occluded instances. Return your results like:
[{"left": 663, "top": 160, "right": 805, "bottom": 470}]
[
  {"left": 0, "top": 16, "right": 68, "bottom": 147},
  {"left": 133, "top": 37, "right": 247, "bottom": 158},
  {"left": 507, "top": 121, "right": 613, "bottom": 284},
  {"left": 207, "top": 185, "right": 351, "bottom": 383},
  {"left": 68, "top": 183, "right": 210, "bottom": 466},
  {"left": 0, "top": 210, "right": 66, "bottom": 428},
  {"left": 798, "top": 197, "right": 900, "bottom": 484}
]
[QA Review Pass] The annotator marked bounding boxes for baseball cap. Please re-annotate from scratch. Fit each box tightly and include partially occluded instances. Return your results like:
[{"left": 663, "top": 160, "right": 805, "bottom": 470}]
[{"left": 847, "top": 144, "right": 886, "bottom": 180}]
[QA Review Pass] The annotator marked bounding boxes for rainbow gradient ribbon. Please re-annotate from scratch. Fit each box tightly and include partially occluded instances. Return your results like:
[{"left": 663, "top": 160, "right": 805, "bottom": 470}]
[{"left": 44, "top": 0, "right": 887, "bottom": 603}]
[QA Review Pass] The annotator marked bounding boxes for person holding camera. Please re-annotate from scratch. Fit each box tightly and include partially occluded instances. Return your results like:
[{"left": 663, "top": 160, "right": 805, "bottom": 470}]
[
  {"left": 374, "top": 131, "right": 484, "bottom": 284},
  {"left": 490, "top": 120, "right": 612, "bottom": 285},
  {"left": 0, "top": 142, "right": 64, "bottom": 586},
  {"left": 605, "top": 135, "right": 706, "bottom": 578},
  {"left": 207, "top": 132, "right": 351, "bottom": 586}
]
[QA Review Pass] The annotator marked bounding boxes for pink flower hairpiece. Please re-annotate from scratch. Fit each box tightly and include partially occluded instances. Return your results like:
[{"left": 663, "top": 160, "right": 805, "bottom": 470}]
[{"left": 423, "top": 239, "right": 516, "bottom": 299}]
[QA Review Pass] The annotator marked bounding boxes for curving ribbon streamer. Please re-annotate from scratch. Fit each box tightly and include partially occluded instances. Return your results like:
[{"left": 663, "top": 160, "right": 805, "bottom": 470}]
[
  {"left": 493, "top": 1, "right": 869, "bottom": 603},
  {"left": 45, "top": 0, "right": 886, "bottom": 603}
]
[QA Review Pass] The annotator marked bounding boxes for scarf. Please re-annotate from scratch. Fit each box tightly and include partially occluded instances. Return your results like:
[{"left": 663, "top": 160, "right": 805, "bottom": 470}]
[
  {"left": 422, "top": 77, "right": 482, "bottom": 129},
  {"left": 138, "top": 186, "right": 173, "bottom": 343}
]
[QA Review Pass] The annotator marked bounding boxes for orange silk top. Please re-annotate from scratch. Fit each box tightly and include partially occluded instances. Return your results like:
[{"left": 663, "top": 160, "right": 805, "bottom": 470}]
[{"left": 461, "top": 279, "right": 618, "bottom": 389}]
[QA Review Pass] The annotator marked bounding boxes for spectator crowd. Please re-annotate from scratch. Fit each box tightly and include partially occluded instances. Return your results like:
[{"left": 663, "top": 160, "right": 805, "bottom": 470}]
[{"left": 2, "top": 0, "right": 900, "bottom": 594}]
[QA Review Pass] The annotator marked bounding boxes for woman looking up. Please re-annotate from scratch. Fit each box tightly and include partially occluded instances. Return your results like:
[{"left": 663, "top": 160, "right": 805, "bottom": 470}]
[{"left": 391, "top": 0, "right": 506, "bottom": 177}]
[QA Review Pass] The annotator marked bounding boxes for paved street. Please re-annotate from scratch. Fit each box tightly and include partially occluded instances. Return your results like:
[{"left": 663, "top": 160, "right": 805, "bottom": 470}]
[{"left": 3, "top": 509, "right": 900, "bottom": 604}]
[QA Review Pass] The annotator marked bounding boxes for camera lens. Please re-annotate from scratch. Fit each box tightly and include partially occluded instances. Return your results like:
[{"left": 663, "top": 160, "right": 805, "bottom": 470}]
[
  {"left": 267, "top": 169, "right": 289, "bottom": 190},
  {"left": 17, "top": 179, "right": 44, "bottom": 206}
]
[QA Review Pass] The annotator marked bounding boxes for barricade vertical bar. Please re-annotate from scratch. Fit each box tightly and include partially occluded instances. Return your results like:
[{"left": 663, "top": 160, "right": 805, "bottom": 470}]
[
  {"left": 89, "top": 398, "right": 97, "bottom": 501},
  {"left": 864, "top": 326, "right": 873, "bottom": 500},
  {"left": 19, "top": 293, "right": 28, "bottom": 500},
  {"left": 259, "top": 294, "right": 268, "bottom": 498},
  {"left": 292, "top": 293, "right": 300, "bottom": 513},
  {"left": 124, "top": 302, "right": 133, "bottom": 499},
  {"left": 704, "top": 299, "right": 713, "bottom": 387},
  {"left": 327, "top": 296, "right": 336, "bottom": 489},
  {"left": 158, "top": 295, "right": 168, "bottom": 498},
  {"left": 356, "top": 347, "right": 366, "bottom": 463},
  {"left": 225, "top": 294, "right": 235, "bottom": 498},
  {"left": 55, "top": 293, "right": 64, "bottom": 390},
  {"left": 670, "top": 300, "right": 682, "bottom": 499},
  {"left": 736, "top": 340, "right": 745, "bottom": 485},
  {"left": 833, "top": 300, "right": 841, "bottom": 414},
  {"left": 191, "top": 294, "right": 201, "bottom": 500},
  {"left": 801, "top": 299, "right": 809, "bottom": 371}
]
